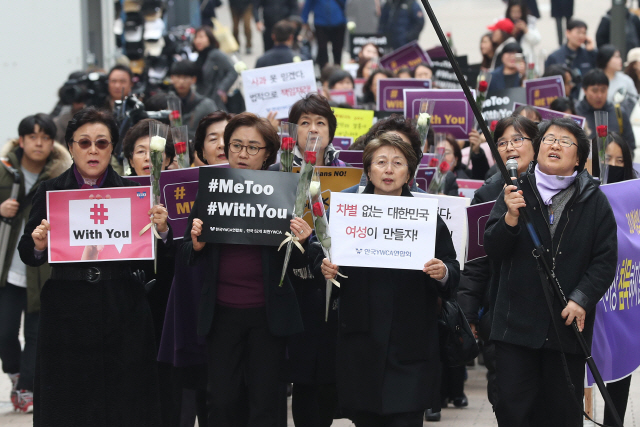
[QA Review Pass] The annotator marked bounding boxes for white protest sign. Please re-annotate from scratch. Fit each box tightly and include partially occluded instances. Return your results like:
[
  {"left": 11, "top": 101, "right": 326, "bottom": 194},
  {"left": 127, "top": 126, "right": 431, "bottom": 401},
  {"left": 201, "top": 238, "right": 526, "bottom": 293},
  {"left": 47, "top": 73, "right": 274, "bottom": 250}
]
[
  {"left": 412, "top": 192, "right": 470, "bottom": 270},
  {"left": 329, "top": 192, "right": 438, "bottom": 270},
  {"left": 242, "top": 60, "right": 317, "bottom": 119},
  {"left": 68, "top": 198, "right": 132, "bottom": 253}
]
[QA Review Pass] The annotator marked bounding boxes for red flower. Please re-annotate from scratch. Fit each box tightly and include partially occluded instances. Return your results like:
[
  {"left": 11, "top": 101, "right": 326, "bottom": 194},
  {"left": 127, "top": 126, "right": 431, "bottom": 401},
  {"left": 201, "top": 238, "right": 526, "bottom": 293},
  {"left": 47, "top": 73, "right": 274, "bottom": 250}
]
[
  {"left": 174, "top": 141, "right": 187, "bottom": 155},
  {"left": 478, "top": 80, "right": 488, "bottom": 93},
  {"left": 439, "top": 161, "right": 450, "bottom": 174},
  {"left": 596, "top": 125, "right": 608, "bottom": 138},
  {"left": 281, "top": 137, "right": 295, "bottom": 151},
  {"left": 490, "top": 120, "right": 498, "bottom": 132},
  {"left": 429, "top": 157, "right": 439, "bottom": 167},
  {"left": 305, "top": 151, "right": 317, "bottom": 164},
  {"left": 171, "top": 110, "right": 181, "bottom": 120},
  {"left": 312, "top": 202, "right": 324, "bottom": 217}
]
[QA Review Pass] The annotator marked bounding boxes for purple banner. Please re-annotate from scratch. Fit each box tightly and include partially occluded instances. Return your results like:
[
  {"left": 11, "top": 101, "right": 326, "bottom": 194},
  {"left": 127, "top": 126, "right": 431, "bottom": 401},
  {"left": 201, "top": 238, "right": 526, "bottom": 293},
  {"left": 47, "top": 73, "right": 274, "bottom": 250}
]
[
  {"left": 332, "top": 136, "right": 353, "bottom": 150},
  {"left": 588, "top": 180, "right": 640, "bottom": 385},
  {"left": 413, "top": 167, "right": 436, "bottom": 192},
  {"left": 404, "top": 89, "right": 476, "bottom": 139},
  {"left": 524, "top": 76, "right": 565, "bottom": 108},
  {"left": 336, "top": 150, "right": 363, "bottom": 168},
  {"left": 377, "top": 79, "right": 431, "bottom": 112},
  {"left": 466, "top": 200, "right": 495, "bottom": 262},
  {"left": 512, "top": 103, "right": 586, "bottom": 128},
  {"left": 379, "top": 41, "right": 432, "bottom": 73}
]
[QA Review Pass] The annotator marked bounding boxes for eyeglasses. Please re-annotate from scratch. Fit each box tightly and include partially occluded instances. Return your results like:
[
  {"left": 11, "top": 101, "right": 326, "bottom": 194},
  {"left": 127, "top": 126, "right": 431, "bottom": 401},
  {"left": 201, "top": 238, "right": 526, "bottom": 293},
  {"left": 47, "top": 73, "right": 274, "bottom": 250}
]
[
  {"left": 373, "top": 159, "right": 408, "bottom": 169},
  {"left": 497, "top": 136, "right": 531, "bottom": 152},
  {"left": 71, "top": 139, "right": 112, "bottom": 150},
  {"left": 541, "top": 135, "right": 577, "bottom": 148},
  {"left": 229, "top": 143, "right": 267, "bottom": 156}
]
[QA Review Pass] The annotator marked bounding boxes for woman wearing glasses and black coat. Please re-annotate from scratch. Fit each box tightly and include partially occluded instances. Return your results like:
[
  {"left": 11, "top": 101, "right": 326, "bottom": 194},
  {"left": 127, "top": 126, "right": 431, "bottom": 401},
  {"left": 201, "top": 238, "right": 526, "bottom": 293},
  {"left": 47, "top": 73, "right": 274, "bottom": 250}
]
[
  {"left": 18, "top": 107, "right": 172, "bottom": 426},
  {"left": 484, "top": 118, "right": 617, "bottom": 427}
]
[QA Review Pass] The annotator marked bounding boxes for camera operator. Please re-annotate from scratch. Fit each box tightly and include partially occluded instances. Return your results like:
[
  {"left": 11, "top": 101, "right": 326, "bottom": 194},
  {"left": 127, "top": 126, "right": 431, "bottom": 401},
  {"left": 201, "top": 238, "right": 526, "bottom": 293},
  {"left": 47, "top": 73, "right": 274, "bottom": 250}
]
[{"left": 103, "top": 64, "right": 134, "bottom": 110}]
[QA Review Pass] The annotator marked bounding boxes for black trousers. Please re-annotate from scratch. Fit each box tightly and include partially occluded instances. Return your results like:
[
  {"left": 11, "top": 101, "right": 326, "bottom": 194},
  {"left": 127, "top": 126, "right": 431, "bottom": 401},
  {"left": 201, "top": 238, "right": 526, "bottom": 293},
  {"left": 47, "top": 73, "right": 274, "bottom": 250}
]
[
  {"left": 206, "top": 305, "right": 285, "bottom": 427},
  {"left": 350, "top": 410, "right": 423, "bottom": 427},
  {"left": 291, "top": 383, "right": 338, "bottom": 427},
  {"left": 314, "top": 24, "right": 346, "bottom": 70},
  {"left": 440, "top": 365, "right": 465, "bottom": 402},
  {"left": 494, "top": 341, "right": 584, "bottom": 427},
  {"left": 604, "top": 375, "right": 632, "bottom": 425},
  {"left": 0, "top": 282, "right": 39, "bottom": 391}
]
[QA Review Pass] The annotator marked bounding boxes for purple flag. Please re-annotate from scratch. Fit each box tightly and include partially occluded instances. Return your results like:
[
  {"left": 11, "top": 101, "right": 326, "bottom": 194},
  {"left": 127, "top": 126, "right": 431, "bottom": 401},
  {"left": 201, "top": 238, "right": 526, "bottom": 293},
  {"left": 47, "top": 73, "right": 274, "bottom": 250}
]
[
  {"left": 404, "top": 89, "right": 476, "bottom": 139},
  {"left": 524, "top": 76, "right": 565, "bottom": 108},
  {"left": 513, "top": 102, "right": 586, "bottom": 128},
  {"left": 377, "top": 79, "right": 431, "bottom": 112},
  {"left": 466, "top": 200, "right": 495, "bottom": 262},
  {"left": 588, "top": 180, "right": 640, "bottom": 385},
  {"left": 379, "top": 41, "right": 432, "bottom": 73}
]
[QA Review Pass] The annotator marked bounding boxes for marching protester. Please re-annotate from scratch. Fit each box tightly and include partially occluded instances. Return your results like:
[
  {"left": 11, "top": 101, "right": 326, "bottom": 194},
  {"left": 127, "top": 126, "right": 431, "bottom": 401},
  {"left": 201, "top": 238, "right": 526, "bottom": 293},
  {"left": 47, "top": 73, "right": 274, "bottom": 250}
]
[
  {"left": 487, "top": 18, "right": 517, "bottom": 70},
  {"left": 0, "top": 114, "right": 71, "bottom": 413},
  {"left": 255, "top": 19, "right": 297, "bottom": 68},
  {"left": 490, "top": 42, "right": 524, "bottom": 91},
  {"left": 301, "top": 0, "right": 347, "bottom": 71},
  {"left": 485, "top": 117, "right": 617, "bottom": 426},
  {"left": 505, "top": 0, "right": 541, "bottom": 63},
  {"left": 18, "top": 107, "right": 172, "bottom": 426},
  {"left": 596, "top": 44, "right": 639, "bottom": 105},
  {"left": 378, "top": 0, "right": 425, "bottom": 50}
]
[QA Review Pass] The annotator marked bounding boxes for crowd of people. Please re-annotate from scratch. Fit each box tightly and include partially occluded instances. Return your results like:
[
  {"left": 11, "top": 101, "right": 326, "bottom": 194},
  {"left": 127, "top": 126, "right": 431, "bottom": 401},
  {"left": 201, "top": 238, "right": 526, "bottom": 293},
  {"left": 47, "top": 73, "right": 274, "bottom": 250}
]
[{"left": 2, "top": 0, "right": 640, "bottom": 426}]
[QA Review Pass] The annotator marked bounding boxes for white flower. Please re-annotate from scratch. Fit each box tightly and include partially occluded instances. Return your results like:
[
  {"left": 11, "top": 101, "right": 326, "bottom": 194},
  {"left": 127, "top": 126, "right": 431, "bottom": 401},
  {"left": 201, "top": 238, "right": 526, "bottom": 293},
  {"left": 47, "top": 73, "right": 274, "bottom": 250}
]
[
  {"left": 346, "top": 21, "right": 356, "bottom": 33},
  {"left": 149, "top": 136, "right": 166, "bottom": 152},
  {"left": 234, "top": 61, "right": 248, "bottom": 73},
  {"left": 309, "top": 181, "right": 321, "bottom": 197},
  {"left": 417, "top": 113, "right": 430, "bottom": 127},
  {"left": 292, "top": 56, "right": 301, "bottom": 63}
]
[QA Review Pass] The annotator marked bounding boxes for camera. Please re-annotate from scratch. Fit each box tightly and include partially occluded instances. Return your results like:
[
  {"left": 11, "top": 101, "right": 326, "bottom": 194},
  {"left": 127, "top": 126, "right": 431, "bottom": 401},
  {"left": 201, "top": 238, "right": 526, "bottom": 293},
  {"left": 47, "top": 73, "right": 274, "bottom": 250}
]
[{"left": 59, "top": 72, "right": 109, "bottom": 107}]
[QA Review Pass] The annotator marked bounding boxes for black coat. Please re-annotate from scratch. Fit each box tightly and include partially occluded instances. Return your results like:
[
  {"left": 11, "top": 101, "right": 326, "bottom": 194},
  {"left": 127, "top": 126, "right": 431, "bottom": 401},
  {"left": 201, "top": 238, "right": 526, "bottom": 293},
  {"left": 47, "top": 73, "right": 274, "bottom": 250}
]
[
  {"left": 181, "top": 192, "right": 304, "bottom": 338},
  {"left": 312, "top": 183, "right": 459, "bottom": 414},
  {"left": 255, "top": 45, "right": 295, "bottom": 68},
  {"left": 484, "top": 164, "right": 617, "bottom": 354},
  {"left": 551, "top": 0, "right": 573, "bottom": 18},
  {"left": 253, "top": 0, "right": 298, "bottom": 26},
  {"left": 18, "top": 165, "right": 166, "bottom": 427}
]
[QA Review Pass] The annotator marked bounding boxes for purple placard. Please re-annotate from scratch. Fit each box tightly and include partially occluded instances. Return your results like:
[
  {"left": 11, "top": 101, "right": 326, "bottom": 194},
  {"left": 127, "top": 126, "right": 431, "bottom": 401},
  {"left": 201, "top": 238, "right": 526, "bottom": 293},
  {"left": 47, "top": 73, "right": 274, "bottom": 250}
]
[
  {"left": 413, "top": 167, "right": 436, "bottom": 191},
  {"left": 379, "top": 41, "right": 432, "bottom": 73},
  {"left": 420, "top": 153, "right": 435, "bottom": 165},
  {"left": 377, "top": 79, "right": 431, "bottom": 111},
  {"left": 332, "top": 137, "right": 353, "bottom": 150},
  {"left": 335, "top": 150, "right": 363, "bottom": 168},
  {"left": 587, "top": 180, "right": 640, "bottom": 385},
  {"left": 404, "top": 89, "right": 476, "bottom": 139},
  {"left": 466, "top": 200, "right": 495, "bottom": 262},
  {"left": 512, "top": 102, "right": 586, "bottom": 128},
  {"left": 524, "top": 76, "right": 565, "bottom": 108}
]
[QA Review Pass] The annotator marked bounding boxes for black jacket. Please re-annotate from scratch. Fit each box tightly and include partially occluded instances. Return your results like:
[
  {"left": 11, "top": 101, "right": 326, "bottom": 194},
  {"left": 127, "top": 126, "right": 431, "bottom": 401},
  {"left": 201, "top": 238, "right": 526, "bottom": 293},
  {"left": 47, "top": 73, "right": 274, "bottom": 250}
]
[
  {"left": 253, "top": 0, "right": 298, "bottom": 26},
  {"left": 181, "top": 192, "right": 304, "bottom": 338},
  {"left": 312, "top": 183, "right": 459, "bottom": 413},
  {"left": 256, "top": 45, "right": 295, "bottom": 68},
  {"left": 575, "top": 98, "right": 636, "bottom": 149},
  {"left": 484, "top": 164, "right": 617, "bottom": 354}
]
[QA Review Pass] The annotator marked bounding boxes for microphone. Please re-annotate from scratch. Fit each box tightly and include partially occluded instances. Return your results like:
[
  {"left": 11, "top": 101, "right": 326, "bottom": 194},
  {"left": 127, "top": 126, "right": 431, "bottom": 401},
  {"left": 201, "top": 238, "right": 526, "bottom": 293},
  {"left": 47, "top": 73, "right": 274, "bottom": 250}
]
[{"left": 506, "top": 158, "right": 519, "bottom": 184}]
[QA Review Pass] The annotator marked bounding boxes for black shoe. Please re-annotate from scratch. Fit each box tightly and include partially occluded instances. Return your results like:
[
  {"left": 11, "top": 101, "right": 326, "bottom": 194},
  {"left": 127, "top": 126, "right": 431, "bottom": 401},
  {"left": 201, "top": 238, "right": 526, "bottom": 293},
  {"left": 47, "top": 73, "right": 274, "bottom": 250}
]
[
  {"left": 452, "top": 394, "right": 468, "bottom": 408},
  {"left": 425, "top": 408, "right": 441, "bottom": 421}
]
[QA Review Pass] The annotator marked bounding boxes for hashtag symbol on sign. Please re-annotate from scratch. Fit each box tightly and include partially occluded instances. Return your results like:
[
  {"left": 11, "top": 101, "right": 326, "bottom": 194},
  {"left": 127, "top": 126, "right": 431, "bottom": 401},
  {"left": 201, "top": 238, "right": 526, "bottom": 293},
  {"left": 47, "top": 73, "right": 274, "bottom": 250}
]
[
  {"left": 89, "top": 203, "right": 109, "bottom": 224},
  {"left": 207, "top": 202, "right": 217, "bottom": 215},
  {"left": 208, "top": 179, "right": 218, "bottom": 192},
  {"left": 174, "top": 186, "right": 186, "bottom": 200}
]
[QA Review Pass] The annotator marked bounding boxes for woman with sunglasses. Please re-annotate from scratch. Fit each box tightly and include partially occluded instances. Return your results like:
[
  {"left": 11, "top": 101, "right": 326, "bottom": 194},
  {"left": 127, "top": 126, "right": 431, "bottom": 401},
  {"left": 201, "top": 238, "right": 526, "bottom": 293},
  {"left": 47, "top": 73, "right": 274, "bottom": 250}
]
[
  {"left": 184, "top": 112, "right": 310, "bottom": 426},
  {"left": 484, "top": 118, "right": 617, "bottom": 426},
  {"left": 17, "top": 107, "right": 170, "bottom": 426}
]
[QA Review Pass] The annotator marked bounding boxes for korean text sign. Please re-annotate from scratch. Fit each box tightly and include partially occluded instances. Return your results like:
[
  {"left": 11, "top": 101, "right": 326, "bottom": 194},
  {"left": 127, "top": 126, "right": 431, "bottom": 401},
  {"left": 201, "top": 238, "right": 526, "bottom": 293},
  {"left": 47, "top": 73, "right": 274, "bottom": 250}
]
[
  {"left": 197, "top": 168, "right": 299, "bottom": 246},
  {"left": 329, "top": 192, "right": 438, "bottom": 270},
  {"left": 333, "top": 108, "right": 375, "bottom": 140},
  {"left": 242, "top": 60, "right": 317, "bottom": 119},
  {"left": 46, "top": 186, "right": 154, "bottom": 263}
]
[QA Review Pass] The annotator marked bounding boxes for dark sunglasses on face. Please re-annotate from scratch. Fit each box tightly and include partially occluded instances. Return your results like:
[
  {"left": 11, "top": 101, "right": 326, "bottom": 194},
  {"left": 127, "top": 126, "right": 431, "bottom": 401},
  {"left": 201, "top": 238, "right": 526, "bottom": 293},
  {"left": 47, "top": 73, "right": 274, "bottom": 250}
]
[{"left": 71, "top": 139, "right": 112, "bottom": 150}]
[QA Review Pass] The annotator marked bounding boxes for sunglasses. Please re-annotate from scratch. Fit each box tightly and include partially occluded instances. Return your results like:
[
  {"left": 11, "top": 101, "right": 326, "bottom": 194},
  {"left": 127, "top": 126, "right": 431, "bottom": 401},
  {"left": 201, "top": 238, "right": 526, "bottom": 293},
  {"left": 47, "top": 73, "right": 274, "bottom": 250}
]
[{"left": 71, "top": 138, "right": 112, "bottom": 150}]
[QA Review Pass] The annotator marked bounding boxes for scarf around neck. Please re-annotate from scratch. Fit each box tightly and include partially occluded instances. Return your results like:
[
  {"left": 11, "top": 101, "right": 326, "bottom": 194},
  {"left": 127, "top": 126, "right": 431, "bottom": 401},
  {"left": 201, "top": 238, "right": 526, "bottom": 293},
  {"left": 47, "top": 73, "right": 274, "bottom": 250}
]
[{"left": 534, "top": 163, "right": 577, "bottom": 205}]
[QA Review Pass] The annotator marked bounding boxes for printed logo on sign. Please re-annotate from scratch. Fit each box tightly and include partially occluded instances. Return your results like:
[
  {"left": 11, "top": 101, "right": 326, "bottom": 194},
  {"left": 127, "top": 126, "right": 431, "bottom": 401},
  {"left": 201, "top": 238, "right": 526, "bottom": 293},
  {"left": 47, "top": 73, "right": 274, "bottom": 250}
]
[
  {"left": 356, "top": 248, "right": 362, "bottom": 254},
  {"left": 68, "top": 198, "right": 132, "bottom": 253},
  {"left": 137, "top": 191, "right": 147, "bottom": 199}
]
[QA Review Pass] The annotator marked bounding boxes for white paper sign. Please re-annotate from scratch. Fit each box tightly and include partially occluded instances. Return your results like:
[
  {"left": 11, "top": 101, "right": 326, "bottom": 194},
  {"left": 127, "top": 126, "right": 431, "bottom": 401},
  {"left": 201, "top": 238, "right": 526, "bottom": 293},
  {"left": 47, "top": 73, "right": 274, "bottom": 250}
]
[
  {"left": 412, "top": 192, "right": 470, "bottom": 270},
  {"left": 242, "top": 60, "right": 317, "bottom": 119},
  {"left": 329, "top": 192, "right": 438, "bottom": 270},
  {"left": 68, "top": 198, "right": 132, "bottom": 253}
]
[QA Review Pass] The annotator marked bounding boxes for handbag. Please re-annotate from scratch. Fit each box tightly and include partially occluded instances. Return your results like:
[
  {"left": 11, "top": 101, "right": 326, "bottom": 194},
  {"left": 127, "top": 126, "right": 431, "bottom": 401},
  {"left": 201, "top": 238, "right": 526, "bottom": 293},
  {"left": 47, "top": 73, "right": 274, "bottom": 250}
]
[{"left": 438, "top": 297, "right": 480, "bottom": 367}]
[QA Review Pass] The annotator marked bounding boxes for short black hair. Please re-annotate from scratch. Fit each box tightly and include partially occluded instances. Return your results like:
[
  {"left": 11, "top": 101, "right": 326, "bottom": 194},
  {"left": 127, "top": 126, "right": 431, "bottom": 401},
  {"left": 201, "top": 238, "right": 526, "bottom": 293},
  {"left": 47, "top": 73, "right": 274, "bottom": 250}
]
[
  {"left": 607, "top": 132, "right": 638, "bottom": 180},
  {"left": 534, "top": 118, "right": 590, "bottom": 172},
  {"left": 596, "top": 44, "right": 618, "bottom": 70},
  {"left": 363, "top": 68, "right": 393, "bottom": 98},
  {"left": 350, "top": 114, "right": 423, "bottom": 162},
  {"left": 582, "top": 69, "right": 609, "bottom": 89},
  {"left": 194, "top": 111, "right": 233, "bottom": 164},
  {"left": 18, "top": 113, "right": 57, "bottom": 140},
  {"left": 122, "top": 118, "right": 175, "bottom": 175},
  {"left": 108, "top": 64, "right": 133, "bottom": 82},
  {"left": 223, "top": 113, "right": 279, "bottom": 169},
  {"left": 543, "top": 63, "right": 571, "bottom": 79},
  {"left": 501, "top": 42, "right": 523, "bottom": 54},
  {"left": 566, "top": 19, "right": 587, "bottom": 31},
  {"left": 412, "top": 62, "right": 432, "bottom": 76},
  {"left": 327, "top": 69, "right": 354, "bottom": 90},
  {"left": 288, "top": 94, "right": 338, "bottom": 143},
  {"left": 494, "top": 115, "right": 539, "bottom": 145},
  {"left": 144, "top": 92, "right": 168, "bottom": 112},
  {"left": 272, "top": 19, "right": 295, "bottom": 43},
  {"left": 170, "top": 60, "right": 198, "bottom": 77},
  {"left": 64, "top": 107, "right": 119, "bottom": 149},
  {"left": 549, "top": 97, "right": 576, "bottom": 114}
]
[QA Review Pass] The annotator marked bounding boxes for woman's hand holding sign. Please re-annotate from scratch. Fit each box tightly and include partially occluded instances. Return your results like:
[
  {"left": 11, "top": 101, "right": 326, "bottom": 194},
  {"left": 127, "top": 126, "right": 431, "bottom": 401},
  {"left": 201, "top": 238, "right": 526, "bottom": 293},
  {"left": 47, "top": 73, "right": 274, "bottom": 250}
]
[
  {"left": 191, "top": 218, "right": 206, "bottom": 252},
  {"left": 32, "top": 219, "right": 50, "bottom": 251}
]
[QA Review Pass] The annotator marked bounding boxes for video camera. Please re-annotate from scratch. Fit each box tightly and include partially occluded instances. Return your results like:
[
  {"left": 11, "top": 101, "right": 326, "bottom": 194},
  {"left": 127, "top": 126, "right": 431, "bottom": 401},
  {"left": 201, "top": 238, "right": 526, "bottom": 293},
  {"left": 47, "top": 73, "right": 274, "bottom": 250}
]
[{"left": 59, "top": 72, "right": 109, "bottom": 107}]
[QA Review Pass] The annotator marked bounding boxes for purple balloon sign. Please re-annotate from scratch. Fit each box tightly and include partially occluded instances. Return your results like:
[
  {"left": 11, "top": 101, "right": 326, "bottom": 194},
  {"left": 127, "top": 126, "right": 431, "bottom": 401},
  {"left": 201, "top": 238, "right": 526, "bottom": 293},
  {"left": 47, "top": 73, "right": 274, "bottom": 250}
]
[
  {"left": 377, "top": 78, "right": 431, "bottom": 112},
  {"left": 404, "top": 89, "right": 476, "bottom": 139},
  {"left": 379, "top": 41, "right": 432, "bottom": 73},
  {"left": 524, "top": 76, "right": 565, "bottom": 108}
]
